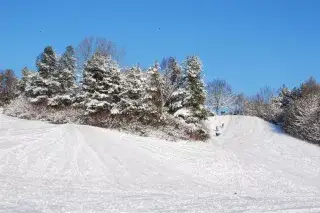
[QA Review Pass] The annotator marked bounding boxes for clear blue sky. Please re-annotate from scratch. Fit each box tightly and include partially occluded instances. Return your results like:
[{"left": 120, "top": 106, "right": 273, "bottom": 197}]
[{"left": 1, "top": 0, "right": 320, "bottom": 95}]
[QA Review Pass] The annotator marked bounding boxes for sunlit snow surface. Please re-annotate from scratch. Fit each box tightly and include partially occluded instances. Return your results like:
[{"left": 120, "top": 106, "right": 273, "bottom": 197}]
[{"left": 1, "top": 113, "right": 320, "bottom": 212}]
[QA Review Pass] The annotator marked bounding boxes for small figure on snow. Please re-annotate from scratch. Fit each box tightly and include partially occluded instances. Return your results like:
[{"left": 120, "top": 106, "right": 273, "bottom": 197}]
[{"left": 215, "top": 126, "right": 221, "bottom": 136}]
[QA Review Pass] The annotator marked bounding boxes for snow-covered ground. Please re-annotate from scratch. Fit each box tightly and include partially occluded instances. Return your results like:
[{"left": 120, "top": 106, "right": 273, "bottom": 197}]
[{"left": 1, "top": 114, "right": 320, "bottom": 213}]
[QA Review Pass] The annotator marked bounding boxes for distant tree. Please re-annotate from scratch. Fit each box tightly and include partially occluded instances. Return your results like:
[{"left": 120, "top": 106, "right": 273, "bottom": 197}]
[
  {"left": 233, "top": 93, "right": 245, "bottom": 115},
  {"left": 160, "top": 57, "right": 170, "bottom": 73},
  {"left": 257, "top": 86, "right": 275, "bottom": 105},
  {"left": 300, "top": 76, "right": 320, "bottom": 96},
  {"left": 244, "top": 86, "right": 277, "bottom": 121},
  {"left": 206, "top": 79, "right": 235, "bottom": 114},
  {"left": 0, "top": 69, "right": 18, "bottom": 105}
]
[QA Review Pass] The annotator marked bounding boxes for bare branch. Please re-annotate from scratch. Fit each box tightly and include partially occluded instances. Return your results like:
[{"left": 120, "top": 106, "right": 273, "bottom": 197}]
[
  {"left": 75, "top": 36, "right": 126, "bottom": 84},
  {"left": 206, "top": 79, "right": 235, "bottom": 114}
]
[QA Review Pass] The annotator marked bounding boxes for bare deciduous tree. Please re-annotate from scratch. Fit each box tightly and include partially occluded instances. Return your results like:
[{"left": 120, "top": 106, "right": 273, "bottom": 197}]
[
  {"left": 76, "top": 36, "right": 126, "bottom": 83},
  {"left": 233, "top": 93, "right": 245, "bottom": 115},
  {"left": 256, "top": 86, "right": 274, "bottom": 104},
  {"left": 206, "top": 79, "right": 235, "bottom": 114}
]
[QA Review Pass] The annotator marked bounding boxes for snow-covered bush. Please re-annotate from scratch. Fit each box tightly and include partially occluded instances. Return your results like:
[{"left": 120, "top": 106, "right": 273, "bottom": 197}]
[
  {"left": 282, "top": 78, "right": 320, "bottom": 145},
  {"left": 283, "top": 93, "right": 320, "bottom": 144},
  {"left": 244, "top": 77, "right": 320, "bottom": 145},
  {"left": 244, "top": 86, "right": 283, "bottom": 124},
  {"left": 82, "top": 110, "right": 209, "bottom": 141},
  {"left": 4, "top": 96, "right": 85, "bottom": 124}
]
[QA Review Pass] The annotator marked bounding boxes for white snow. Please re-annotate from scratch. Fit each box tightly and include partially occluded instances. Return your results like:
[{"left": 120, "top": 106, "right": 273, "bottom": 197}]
[{"left": 1, "top": 114, "right": 320, "bottom": 212}]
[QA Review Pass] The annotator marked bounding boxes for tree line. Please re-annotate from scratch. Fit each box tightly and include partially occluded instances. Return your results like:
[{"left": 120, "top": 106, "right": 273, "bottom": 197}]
[
  {"left": 244, "top": 77, "right": 320, "bottom": 145},
  {"left": 1, "top": 37, "right": 319, "bottom": 143},
  {"left": 1, "top": 38, "right": 209, "bottom": 140}
]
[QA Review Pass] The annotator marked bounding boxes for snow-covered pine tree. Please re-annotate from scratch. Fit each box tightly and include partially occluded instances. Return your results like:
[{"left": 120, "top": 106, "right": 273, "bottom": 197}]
[
  {"left": 183, "top": 56, "right": 208, "bottom": 120},
  {"left": 168, "top": 57, "right": 182, "bottom": 86},
  {"left": 17, "top": 67, "right": 35, "bottom": 93},
  {"left": 163, "top": 58, "right": 186, "bottom": 114},
  {"left": 58, "top": 45, "right": 76, "bottom": 91},
  {"left": 48, "top": 46, "right": 77, "bottom": 107},
  {"left": 119, "top": 66, "right": 144, "bottom": 116},
  {"left": 143, "top": 62, "right": 164, "bottom": 119},
  {"left": 37, "top": 46, "right": 57, "bottom": 79},
  {"left": 82, "top": 53, "right": 121, "bottom": 115},
  {"left": 25, "top": 46, "right": 59, "bottom": 104}
]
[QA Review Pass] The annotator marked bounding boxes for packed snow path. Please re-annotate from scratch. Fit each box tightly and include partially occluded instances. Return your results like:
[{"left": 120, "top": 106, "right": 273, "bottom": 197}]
[{"left": 0, "top": 114, "right": 320, "bottom": 212}]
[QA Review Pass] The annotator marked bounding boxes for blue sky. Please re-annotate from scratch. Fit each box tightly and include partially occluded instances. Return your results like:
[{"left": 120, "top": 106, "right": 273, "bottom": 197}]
[{"left": 1, "top": 0, "right": 320, "bottom": 95}]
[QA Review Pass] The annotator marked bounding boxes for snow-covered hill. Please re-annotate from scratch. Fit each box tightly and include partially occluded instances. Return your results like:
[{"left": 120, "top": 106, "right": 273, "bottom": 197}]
[{"left": 1, "top": 114, "right": 320, "bottom": 212}]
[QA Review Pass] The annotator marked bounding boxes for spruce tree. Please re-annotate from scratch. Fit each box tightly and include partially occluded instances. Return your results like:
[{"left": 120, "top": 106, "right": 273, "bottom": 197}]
[
  {"left": 37, "top": 46, "right": 58, "bottom": 79},
  {"left": 48, "top": 46, "right": 77, "bottom": 106},
  {"left": 25, "top": 46, "right": 59, "bottom": 104},
  {"left": 119, "top": 66, "right": 144, "bottom": 116},
  {"left": 184, "top": 56, "right": 207, "bottom": 120},
  {"left": 168, "top": 57, "right": 182, "bottom": 86},
  {"left": 82, "top": 53, "right": 121, "bottom": 114},
  {"left": 58, "top": 45, "right": 76, "bottom": 91},
  {"left": 143, "top": 62, "right": 164, "bottom": 118},
  {"left": 18, "top": 67, "right": 34, "bottom": 92},
  {"left": 163, "top": 58, "right": 186, "bottom": 113}
]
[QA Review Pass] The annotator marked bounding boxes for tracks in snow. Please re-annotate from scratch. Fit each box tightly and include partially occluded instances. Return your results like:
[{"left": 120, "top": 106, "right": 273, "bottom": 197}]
[{"left": 1, "top": 114, "right": 320, "bottom": 212}]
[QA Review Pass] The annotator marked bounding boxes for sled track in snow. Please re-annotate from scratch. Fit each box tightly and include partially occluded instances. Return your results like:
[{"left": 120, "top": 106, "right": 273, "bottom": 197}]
[{"left": 1, "top": 114, "right": 320, "bottom": 212}]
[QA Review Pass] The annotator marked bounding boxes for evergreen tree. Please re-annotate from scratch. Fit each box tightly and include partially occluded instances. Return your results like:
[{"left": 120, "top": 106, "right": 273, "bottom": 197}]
[
  {"left": 82, "top": 53, "right": 121, "bottom": 114},
  {"left": 168, "top": 57, "right": 182, "bottom": 86},
  {"left": 119, "top": 66, "right": 144, "bottom": 116},
  {"left": 25, "top": 46, "right": 59, "bottom": 104},
  {"left": 17, "top": 67, "right": 34, "bottom": 92},
  {"left": 48, "top": 46, "right": 77, "bottom": 106},
  {"left": 37, "top": 46, "right": 58, "bottom": 79},
  {"left": 160, "top": 57, "right": 185, "bottom": 114},
  {"left": 183, "top": 56, "right": 207, "bottom": 120},
  {"left": 143, "top": 62, "right": 164, "bottom": 118},
  {"left": 167, "top": 87, "right": 187, "bottom": 114},
  {"left": 58, "top": 45, "right": 76, "bottom": 91}
]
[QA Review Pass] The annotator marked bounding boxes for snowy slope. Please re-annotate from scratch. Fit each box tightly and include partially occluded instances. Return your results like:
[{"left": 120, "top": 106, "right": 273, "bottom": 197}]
[{"left": 0, "top": 114, "right": 320, "bottom": 213}]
